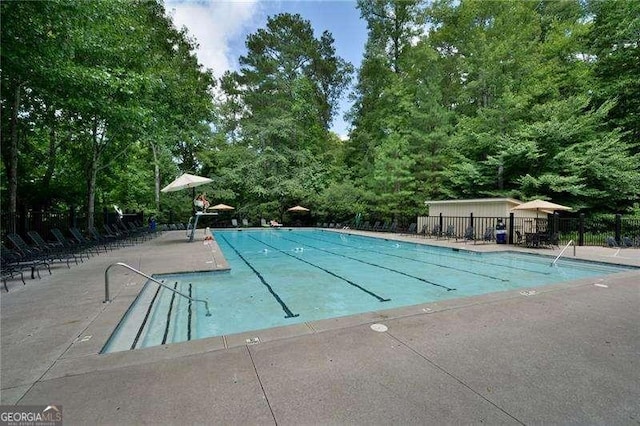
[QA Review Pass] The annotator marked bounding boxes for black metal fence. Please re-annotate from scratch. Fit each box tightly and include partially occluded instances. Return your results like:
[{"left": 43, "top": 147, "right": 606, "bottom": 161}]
[
  {"left": 417, "top": 213, "right": 640, "bottom": 246},
  {"left": 1, "top": 208, "right": 144, "bottom": 245}
]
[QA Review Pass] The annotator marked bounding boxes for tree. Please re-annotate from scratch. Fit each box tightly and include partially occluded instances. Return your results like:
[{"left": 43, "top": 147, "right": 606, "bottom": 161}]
[{"left": 587, "top": 0, "right": 640, "bottom": 148}]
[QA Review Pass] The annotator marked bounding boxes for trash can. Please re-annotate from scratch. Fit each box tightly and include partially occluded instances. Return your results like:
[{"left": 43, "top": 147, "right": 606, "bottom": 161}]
[{"left": 496, "top": 220, "right": 506, "bottom": 244}]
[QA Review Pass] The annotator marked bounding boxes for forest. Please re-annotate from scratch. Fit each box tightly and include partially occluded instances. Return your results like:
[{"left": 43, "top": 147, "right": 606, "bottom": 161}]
[{"left": 1, "top": 0, "right": 639, "bottom": 229}]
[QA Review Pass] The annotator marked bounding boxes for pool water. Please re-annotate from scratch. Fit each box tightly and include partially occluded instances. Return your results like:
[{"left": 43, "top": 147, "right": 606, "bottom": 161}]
[{"left": 103, "top": 229, "right": 632, "bottom": 353}]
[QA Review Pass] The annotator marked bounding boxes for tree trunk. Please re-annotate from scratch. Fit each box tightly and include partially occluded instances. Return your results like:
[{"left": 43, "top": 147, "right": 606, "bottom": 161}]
[
  {"left": 42, "top": 108, "right": 58, "bottom": 205},
  {"left": 151, "top": 142, "right": 160, "bottom": 213},
  {"left": 86, "top": 118, "right": 99, "bottom": 229},
  {"left": 9, "top": 81, "right": 21, "bottom": 232}
]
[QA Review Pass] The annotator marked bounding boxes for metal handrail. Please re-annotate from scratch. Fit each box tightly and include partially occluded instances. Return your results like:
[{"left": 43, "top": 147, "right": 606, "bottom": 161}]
[
  {"left": 551, "top": 240, "right": 574, "bottom": 266},
  {"left": 104, "top": 262, "right": 211, "bottom": 316}
]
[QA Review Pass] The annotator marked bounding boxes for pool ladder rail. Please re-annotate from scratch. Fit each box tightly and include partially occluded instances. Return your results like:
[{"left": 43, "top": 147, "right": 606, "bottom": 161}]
[
  {"left": 104, "top": 262, "right": 211, "bottom": 316},
  {"left": 551, "top": 240, "right": 575, "bottom": 266}
]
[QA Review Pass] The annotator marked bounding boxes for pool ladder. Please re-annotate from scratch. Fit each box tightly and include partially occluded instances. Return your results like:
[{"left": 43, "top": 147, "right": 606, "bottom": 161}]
[
  {"left": 551, "top": 240, "right": 575, "bottom": 266},
  {"left": 104, "top": 262, "right": 211, "bottom": 316}
]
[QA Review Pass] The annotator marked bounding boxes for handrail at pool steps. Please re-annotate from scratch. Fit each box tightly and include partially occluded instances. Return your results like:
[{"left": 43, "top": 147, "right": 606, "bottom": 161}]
[
  {"left": 551, "top": 240, "right": 575, "bottom": 266},
  {"left": 104, "top": 262, "right": 211, "bottom": 316}
]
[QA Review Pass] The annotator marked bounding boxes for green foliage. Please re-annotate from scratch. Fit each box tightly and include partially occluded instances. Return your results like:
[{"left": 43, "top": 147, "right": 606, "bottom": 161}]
[{"left": 2, "top": 0, "right": 638, "bottom": 225}]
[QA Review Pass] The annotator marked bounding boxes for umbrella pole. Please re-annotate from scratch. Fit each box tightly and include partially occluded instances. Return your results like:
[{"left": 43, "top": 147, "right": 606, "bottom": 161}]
[{"left": 192, "top": 187, "right": 196, "bottom": 217}]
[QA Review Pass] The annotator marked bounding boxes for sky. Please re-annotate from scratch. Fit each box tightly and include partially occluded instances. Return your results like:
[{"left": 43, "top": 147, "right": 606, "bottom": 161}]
[{"left": 166, "top": 0, "right": 369, "bottom": 138}]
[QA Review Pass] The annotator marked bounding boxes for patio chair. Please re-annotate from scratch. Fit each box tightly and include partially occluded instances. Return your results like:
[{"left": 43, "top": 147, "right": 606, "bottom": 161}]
[
  {"left": 605, "top": 236, "right": 618, "bottom": 248},
  {"left": 483, "top": 227, "right": 494, "bottom": 243},
  {"left": 444, "top": 224, "right": 455, "bottom": 239},
  {"left": 515, "top": 231, "right": 524, "bottom": 246},
  {"left": 431, "top": 224, "right": 441, "bottom": 238},
  {"left": 402, "top": 223, "right": 417, "bottom": 236},
  {"left": 242, "top": 219, "right": 249, "bottom": 227},
  {"left": 231, "top": 219, "right": 239, "bottom": 227},
  {"left": 621, "top": 237, "right": 634, "bottom": 248},
  {"left": 462, "top": 226, "right": 475, "bottom": 242}
]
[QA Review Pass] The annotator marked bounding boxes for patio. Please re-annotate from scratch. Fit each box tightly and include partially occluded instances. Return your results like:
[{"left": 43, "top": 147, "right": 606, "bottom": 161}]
[{"left": 1, "top": 229, "right": 639, "bottom": 424}]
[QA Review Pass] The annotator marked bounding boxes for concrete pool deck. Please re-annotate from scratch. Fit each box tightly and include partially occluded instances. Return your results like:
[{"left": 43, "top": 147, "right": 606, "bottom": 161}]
[{"left": 1, "top": 228, "right": 638, "bottom": 424}]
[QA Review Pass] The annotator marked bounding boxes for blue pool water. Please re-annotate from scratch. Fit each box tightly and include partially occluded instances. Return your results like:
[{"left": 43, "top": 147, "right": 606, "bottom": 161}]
[{"left": 103, "top": 229, "right": 633, "bottom": 352}]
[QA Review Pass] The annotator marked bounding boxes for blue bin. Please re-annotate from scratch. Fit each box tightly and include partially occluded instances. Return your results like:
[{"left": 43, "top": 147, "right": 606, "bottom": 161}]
[{"left": 496, "top": 221, "right": 506, "bottom": 244}]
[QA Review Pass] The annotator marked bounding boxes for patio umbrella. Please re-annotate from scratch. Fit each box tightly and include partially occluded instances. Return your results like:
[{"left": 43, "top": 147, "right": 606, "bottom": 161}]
[
  {"left": 511, "top": 199, "right": 572, "bottom": 233},
  {"left": 287, "top": 205, "right": 310, "bottom": 212},
  {"left": 511, "top": 199, "right": 572, "bottom": 215},
  {"left": 160, "top": 173, "right": 213, "bottom": 193},
  {"left": 209, "top": 203, "right": 235, "bottom": 211}
]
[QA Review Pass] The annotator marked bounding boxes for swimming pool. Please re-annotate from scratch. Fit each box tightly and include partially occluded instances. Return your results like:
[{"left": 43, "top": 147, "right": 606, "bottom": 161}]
[{"left": 103, "top": 229, "right": 633, "bottom": 353}]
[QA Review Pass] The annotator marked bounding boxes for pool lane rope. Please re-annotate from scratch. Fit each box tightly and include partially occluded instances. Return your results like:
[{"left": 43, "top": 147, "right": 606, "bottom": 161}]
[
  {"left": 302, "top": 232, "right": 550, "bottom": 277},
  {"left": 297, "top": 232, "right": 517, "bottom": 281},
  {"left": 249, "top": 235, "right": 391, "bottom": 303},
  {"left": 277, "top": 234, "right": 456, "bottom": 292},
  {"left": 218, "top": 234, "right": 299, "bottom": 318}
]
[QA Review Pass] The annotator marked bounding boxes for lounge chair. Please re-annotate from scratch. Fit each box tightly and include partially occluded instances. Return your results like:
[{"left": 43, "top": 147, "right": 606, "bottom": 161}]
[
  {"left": 51, "top": 228, "right": 93, "bottom": 258},
  {"left": 1, "top": 244, "right": 48, "bottom": 291},
  {"left": 7, "top": 233, "right": 60, "bottom": 270},
  {"left": 605, "top": 236, "right": 618, "bottom": 247},
  {"left": 242, "top": 219, "right": 249, "bottom": 227},
  {"left": 70, "top": 228, "right": 108, "bottom": 253},
  {"left": 27, "top": 230, "right": 78, "bottom": 267},
  {"left": 270, "top": 220, "right": 283, "bottom": 227},
  {"left": 231, "top": 219, "right": 239, "bottom": 227},
  {"left": 88, "top": 226, "right": 124, "bottom": 248}
]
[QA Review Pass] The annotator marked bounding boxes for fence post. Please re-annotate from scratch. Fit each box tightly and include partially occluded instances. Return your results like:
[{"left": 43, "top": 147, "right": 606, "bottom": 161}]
[
  {"left": 439, "top": 213, "right": 443, "bottom": 237},
  {"left": 553, "top": 213, "right": 559, "bottom": 236},
  {"left": 469, "top": 212, "right": 474, "bottom": 228},
  {"left": 508, "top": 213, "right": 514, "bottom": 244},
  {"left": 615, "top": 214, "right": 622, "bottom": 244},
  {"left": 578, "top": 213, "right": 585, "bottom": 246}
]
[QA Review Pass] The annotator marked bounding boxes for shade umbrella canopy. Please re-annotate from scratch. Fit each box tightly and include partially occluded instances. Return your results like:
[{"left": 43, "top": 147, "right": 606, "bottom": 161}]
[
  {"left": 511, "top": 199, "right": 572, "bottom": 212},
  {"left": 161, "top": 173, "right": 213, "bottom": 193},
  {"left": 287, "top": 205, "right": 310, "bottom": 212},
  {"left": 209, "top": 203, "right": 235, "bottom": 211}
]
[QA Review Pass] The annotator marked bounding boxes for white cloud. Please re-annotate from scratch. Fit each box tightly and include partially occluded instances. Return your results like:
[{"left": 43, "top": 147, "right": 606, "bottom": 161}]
[{"left": 167, "top": 0, "right": 262, "bottom": 78}]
